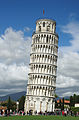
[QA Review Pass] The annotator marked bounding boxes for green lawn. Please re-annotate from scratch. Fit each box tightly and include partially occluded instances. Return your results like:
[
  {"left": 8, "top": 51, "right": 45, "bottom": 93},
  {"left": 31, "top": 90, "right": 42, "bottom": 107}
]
[{"left": 0, "top": 115, "right": 79, "bottom": 120}]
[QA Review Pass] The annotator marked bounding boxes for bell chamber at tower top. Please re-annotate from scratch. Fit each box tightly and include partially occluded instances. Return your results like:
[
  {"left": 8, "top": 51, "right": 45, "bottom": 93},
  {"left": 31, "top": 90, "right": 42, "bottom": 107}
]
[{"left": 36, "top": 19, "right": 56, "bottom": 33}]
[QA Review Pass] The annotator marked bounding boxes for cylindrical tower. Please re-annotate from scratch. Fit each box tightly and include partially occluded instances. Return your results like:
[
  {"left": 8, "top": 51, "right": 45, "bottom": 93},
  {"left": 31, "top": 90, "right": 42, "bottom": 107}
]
[{"left": 25, "top": 19, "right": 58, "bottom": 114}]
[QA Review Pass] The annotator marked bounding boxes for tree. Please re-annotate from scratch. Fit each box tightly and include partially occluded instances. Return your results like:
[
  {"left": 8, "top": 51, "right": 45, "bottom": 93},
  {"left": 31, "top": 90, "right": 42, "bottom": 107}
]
[
  {"left": 62, "top": 97, "right": 64, "bottom": 110},
  {"left": 73, "top": 94, "right": 76, "bottom": 106},
  {"left": 59, "top": 99, "right": 61, "bottom": 110},
  {"left": 55, "top": 94, "right": 58, "bottom": 98},
  {"left": 76, "top": 95, "right": 79, "bottom": 103},
  {"left": 19, "top": 96, "right": 25, "bottom": 111},
  {"left": 70, "top": 96, "right": 73, "bottom": 107},
  {"left": 7, "top": 96, "right": 12, "bottom": 111}
]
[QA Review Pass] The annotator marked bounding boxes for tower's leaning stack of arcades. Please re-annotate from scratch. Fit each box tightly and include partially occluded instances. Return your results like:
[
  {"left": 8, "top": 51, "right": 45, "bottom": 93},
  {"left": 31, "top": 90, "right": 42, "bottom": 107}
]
[{"left": 25, "top": 19, "right": 58, "bottom": 114}]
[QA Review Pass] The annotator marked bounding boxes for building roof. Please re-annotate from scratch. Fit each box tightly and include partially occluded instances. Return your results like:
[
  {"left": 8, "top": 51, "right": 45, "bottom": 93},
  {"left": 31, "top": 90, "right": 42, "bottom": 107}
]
[{"left": 57, "top": 99, "right": 70, "bottom": 104}]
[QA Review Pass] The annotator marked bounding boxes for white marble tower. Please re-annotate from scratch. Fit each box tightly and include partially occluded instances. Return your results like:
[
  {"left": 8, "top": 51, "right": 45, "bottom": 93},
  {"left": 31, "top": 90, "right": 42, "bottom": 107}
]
[{"left": 24, "top": 19, "right": 58, "bottom": 114}]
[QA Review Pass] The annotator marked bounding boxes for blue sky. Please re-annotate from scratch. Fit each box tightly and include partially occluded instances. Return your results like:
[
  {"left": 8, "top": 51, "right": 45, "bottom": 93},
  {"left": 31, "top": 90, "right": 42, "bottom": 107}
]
[
  {"left": 0, "top": 0, "right": 79, "bottom": 46},
  {"left": 0, "top": 0, "right": 79, "bottom": 97}
]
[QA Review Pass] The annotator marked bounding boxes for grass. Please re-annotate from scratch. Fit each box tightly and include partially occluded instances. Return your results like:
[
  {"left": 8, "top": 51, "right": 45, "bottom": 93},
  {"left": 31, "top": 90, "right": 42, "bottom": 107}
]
[{"left": 0, "top": 115, "right": 79, "bottom": 120}]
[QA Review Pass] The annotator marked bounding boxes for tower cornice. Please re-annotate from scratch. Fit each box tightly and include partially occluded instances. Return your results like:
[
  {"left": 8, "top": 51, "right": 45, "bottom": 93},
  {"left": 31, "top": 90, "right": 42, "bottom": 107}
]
[
  {"left": 36, "top": 19, "right": 56, "bottom": 24},
  {"left": 32, "top": 31, "right": 59, "bottom": 38},
  {"left": 30, "top": 52, "right": 58, "bottom": 57},
  {"left": 28, "top": 73, "right": 57, "bottom": 77}
]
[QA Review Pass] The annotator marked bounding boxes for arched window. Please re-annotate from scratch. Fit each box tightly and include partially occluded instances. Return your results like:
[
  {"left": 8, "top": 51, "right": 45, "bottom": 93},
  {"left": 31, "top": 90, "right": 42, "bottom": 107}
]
[
  {"left": 34, "top": 65, "right": 35, "bottom": 69},
  {"left": 37, "top": 55, "right": 39, "bottom": 58},
  {"left": 47, "top": 26, "right": 50, "bottom": 31},
  {"left": 39, "top": 65, "right": 40, "bottom": 68},
  {"left": 45, "top": 91, "right": 46, "bottom": 96},
  {"left": 52, "top": 24, "right": 53, "bottom": 29},
  {"left": 39, "top": 26, "right": 41, "bottom": 31},
  {"left": 45, "top": 65, "right": 46, "bottom": 69},
  {"left": 46, "top": 35, "right": 48, "bottom": 43},
  {"left": 43, "top": 22, "right": 45, "bottom": 27},
  {"left": 36, "top": 65, "right": 38, "bottom": 69},
  {"left": 33, "top": 75, "right": 34, "bottom": 79}
]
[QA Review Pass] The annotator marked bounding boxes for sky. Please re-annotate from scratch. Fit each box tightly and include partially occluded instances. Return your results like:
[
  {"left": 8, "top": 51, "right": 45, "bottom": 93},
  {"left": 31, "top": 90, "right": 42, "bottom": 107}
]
[{"left": 0, "top": 0, "right": 79, "bottom": 97}]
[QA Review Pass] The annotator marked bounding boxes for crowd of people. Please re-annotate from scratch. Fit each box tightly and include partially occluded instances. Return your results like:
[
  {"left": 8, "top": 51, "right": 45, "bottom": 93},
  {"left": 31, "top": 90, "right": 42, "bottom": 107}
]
[
  {"left": 0, "top": 109, "right": 79, "bottom": 117},
  {"left": 0, "top": 109, "right": 25, "bottom": 117}
]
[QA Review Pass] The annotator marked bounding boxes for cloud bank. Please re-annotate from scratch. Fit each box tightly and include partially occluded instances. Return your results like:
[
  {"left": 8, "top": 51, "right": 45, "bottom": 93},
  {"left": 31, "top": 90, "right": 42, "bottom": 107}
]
[
  {"left": 56, "top": 21, "right": 79, "bottom": 97},
  {"left": 0, "top": 27, "right": 31, "bottom": 96},
  {"left": 0, "top": 21, "right": 79, "bottom": 97}
]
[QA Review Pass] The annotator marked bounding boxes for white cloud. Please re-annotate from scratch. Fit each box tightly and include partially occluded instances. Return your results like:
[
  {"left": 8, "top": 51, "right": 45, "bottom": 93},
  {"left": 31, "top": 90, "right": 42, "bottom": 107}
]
[
  {"left": 60, "top": 22, "right": 79, "bottom": 52},
  {"left": 0, "top": 27, "right": 31, "bottom": 65},
  {"left": 0, "top": 27, "right": 31, "bottom": 96},
  {"left": 24, "top": 27, "right": 31, "bottom": 32},
  {"left": 56, "top": 21, "right": 79, "bottom": 97}
]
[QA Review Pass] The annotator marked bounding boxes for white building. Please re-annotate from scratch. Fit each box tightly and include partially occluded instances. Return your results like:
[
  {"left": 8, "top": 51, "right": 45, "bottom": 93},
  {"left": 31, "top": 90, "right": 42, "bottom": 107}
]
[
  {"left": 75, "top": 103, "right": 79, "bottom": 107},
  {"left": 24, "top": 19, "right": 58, "bottom": 114}
]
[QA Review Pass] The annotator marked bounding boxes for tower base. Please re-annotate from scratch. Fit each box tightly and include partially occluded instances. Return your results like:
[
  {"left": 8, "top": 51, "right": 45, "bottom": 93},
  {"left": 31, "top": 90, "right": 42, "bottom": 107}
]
[{"left": 24, "top": 95, "right": 55, "bottom": 115}]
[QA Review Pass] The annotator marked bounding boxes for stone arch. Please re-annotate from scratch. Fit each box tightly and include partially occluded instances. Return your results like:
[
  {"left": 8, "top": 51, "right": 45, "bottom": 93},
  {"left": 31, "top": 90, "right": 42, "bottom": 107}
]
[
  {"left": 50, "top": 66, "right": 51, "bottom": 73},
  {"left": 41, "top": 34, "right": 43, "bottom": 38},
  {"left": 51, "top": 56, "right": 52, "bottom": 63},
  {"left": 34, "top": 86, "right": 36, "bottom": 89},
  {"left": 34, "top": 65, "right": 35, "bottom": 70},
  {"left": 51, "top": 79, "right": 52, "bottom": 85},
  {"left": 48, "top": 55, "right": 50, "bottom": 59},
  {"left": 37, "top": 35, "right": 39, "bottom": 43},
  {"left": 44, "top": 65, "right": 46, "bottom": 72},
  {"left": 41, "top": 34, "right": 43, "bottom": 43},
  {"left": 52, "top": 67, "right": 53, "bottom": 74},
  {"left": 46, "top": 45, "right": 48, "bottom": 49},
  {"left": 46, "top": 35, "right": 48, "bottom": 43},
  {"left": 52, "top": 36, "right": 53, "bottom": 44},
  {"left": 37, "top": 55, "right": 39, "bottom": 61},
  {"left": 49, "top": 77, "right": 50, "bottom": 84},
  {"left": 43, "top": 54, "right": 44, "bottom": 58},
  {"left": 39, "top": 64, "right": 40, "bottom": 68},
  {"left": 39, "top": 26, "right": 41, "bottom": 32},
  {"left": 32, "top": 86, "right": 33, "bottom": 89},
  {"left": 42, "top": 64, "right": 43, "bottom": 68},
  {"left": 48, "top": 35, "right": 50, "bottom": 43},
  {"left": 49, "top": 45, "right": 50, "bottom": 49},
  {"left": 41, "top": 76, "right": 42, "bottom": 79},
  {"left": 38, "top": 75, "right": 39, "bottom": 78},
  {"left": 40, "top": 45, "right": 42, "bottom": 52},
  {"left": 44, "top": 34, "right": 46, "bottom": 43},
  {"left": 38, "top": 45, "right": 39, "bottom": 49},
  {"left": 33, "top": 75, "right": 34, "bottom": 79},
  {"left": 36, "top": 37, "right": 37, "bottom": 43},
  {"left": 43, "top": 45, "right": 45, "bottom": 49},
  {"left": 50, "top": 35, "right": 51, "bottom": 39}
]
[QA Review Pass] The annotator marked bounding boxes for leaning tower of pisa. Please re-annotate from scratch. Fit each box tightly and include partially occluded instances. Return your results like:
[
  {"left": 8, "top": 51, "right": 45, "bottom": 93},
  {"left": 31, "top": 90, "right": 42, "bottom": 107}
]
[{"left": 24, "top": 19, "right": 58, "bottom": 114}]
